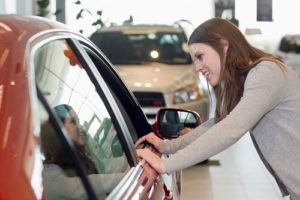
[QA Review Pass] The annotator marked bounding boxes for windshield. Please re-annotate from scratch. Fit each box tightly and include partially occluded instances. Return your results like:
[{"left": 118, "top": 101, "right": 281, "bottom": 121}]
[{"left": 91, "top": 31, "right": 192, "bottom": 65}]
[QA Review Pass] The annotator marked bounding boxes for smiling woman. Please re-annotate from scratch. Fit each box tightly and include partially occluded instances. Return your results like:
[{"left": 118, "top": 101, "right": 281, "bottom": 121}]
[
  {"left": 136, "top": 17, "right": 300, "bottom": 200},
  {"left": 189, "top": 42, "right": 222, "bottom": 87}
]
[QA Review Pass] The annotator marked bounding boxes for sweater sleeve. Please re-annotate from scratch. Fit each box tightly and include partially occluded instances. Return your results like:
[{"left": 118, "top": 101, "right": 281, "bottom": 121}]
[
  {"left": 44, "top": 164, "right": 124, "bottom": 199},
  {"left": 162, "top": 61, "right": 287, "bottom": 173},
  {"left": 161, "top": 118, "right": 215, "bottom": 154}
]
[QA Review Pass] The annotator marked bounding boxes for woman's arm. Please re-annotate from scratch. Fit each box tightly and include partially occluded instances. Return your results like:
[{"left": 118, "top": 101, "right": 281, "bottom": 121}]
[
  {"left": 161, "top": 118, "right": 215, "bottom": 154},
  {"left": 162, "top": 61, "right": 287, "bottom": 172},
  {"left": 44, "top": 164, "right": 124, "bottom": 199}
]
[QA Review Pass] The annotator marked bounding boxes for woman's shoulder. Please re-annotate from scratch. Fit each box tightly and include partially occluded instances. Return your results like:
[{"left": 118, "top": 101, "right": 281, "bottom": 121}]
[
  {"left": 249, "top": 60, "right": 282, "bottom": 73},
  {"left": 248, "top": 60, "right": 286, "bottom": 78},
  {"left": 245, "top": 60, "right": 288, "bottom": 88}
]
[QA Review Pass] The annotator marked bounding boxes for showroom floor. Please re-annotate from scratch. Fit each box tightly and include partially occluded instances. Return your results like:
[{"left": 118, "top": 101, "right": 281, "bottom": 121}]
[{"left": 181, "top": 133, "right": 282, "bottom": 200}]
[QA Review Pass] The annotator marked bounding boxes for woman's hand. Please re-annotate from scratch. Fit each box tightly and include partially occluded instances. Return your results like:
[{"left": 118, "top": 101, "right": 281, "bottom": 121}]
[
  {"left": 136, "top": 149, "right": 166, "bottom": 174},
  {"left": 135, "top": 132, "right": 164, "bottom": 153}
]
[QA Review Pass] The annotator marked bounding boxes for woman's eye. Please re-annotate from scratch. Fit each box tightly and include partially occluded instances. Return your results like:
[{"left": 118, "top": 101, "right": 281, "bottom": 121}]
[
  {"left": 194, "top": 54, "right": 203, "bottom": 64},
  {"left": 71, "top": 118, "right": 77, "bottom": 124},
  {"left": 196, "top": 54, "right": 203, "bottom": 61}
]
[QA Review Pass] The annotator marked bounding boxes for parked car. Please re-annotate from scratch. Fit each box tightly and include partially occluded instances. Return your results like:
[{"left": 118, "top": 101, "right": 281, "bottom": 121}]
[
  {"left": 90, "top": 24, "right": 210, "bottom": 123},
  {"left": 0, "top": 15, "right": 201, "bottom": 200},
  {"left": 275, "top": 34, "right": 300, "bottom": 75}
]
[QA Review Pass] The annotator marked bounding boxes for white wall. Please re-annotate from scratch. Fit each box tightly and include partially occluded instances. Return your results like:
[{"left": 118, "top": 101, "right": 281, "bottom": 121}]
[
  {"left": 236, "top": 0, "right": 300, "bottom": 52},
  {"left": 0, "top": 0, "right": 34, "bottom": 15},
  {"left": 0, "top": 1, "right": 6, "bottom": 14},
  {"left": 0, "top": 0, "right": 57, "bottom": 17},
  {"left": 3, "top": 0, "right": 300, "bottom": 51},
  {"left": 0, "top": 0, "right": 16, "bottom": 14},
  {"left": 65, "top": 0, "right": 300, "bottom": 49},
  {"left": 16, "top": 0, "right": 33, "bottom": 15},
  {"left": 65, "top": 0, "right": 214, "bottom": 37}
]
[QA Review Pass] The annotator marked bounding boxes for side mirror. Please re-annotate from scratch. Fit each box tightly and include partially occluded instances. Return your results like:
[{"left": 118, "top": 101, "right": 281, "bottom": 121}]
[{"left": 152, "top": 108, "right": 201, "bottom": 139}]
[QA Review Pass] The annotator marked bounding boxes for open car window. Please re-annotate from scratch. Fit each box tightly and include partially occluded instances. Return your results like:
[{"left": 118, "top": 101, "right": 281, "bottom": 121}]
[{"left": 33, "top": 38, "right": 130, "bottom": 199}]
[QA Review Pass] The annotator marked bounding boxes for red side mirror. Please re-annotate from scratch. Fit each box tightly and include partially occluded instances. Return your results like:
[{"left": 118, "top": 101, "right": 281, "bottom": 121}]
[{"left": 152, "top": 108, "right": 201, "bottom": 139}]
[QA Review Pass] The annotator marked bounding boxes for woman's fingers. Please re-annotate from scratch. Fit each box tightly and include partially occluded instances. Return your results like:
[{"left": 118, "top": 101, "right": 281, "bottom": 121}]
[
  {"left": 136, "top": 149, "right": 166, "bottom": 174},
  {"left": 135, "top": 132, "right": 156, "bottom": 147},
  {"left": 135, "top": 136, "right": 146, "bottom": 147}
]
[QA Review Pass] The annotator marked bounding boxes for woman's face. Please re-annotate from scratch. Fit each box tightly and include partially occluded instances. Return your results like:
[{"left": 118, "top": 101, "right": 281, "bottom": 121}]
[
  {"left": 189, "top": 43, "right": 222, "bottom": 86},
  {"left": 64, "top": 117, "right": 84, "bottom": 146}
]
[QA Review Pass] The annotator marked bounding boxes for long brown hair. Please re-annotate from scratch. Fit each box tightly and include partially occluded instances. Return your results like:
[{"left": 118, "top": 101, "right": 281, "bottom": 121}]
[{"left": 188, "top": 18, "right": 285, "bottom": 122}]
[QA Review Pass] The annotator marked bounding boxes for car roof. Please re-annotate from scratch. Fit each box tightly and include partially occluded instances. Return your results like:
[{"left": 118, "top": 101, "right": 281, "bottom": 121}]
[
  {"left": 0, "top": 15, "right": 69, "bottom": 60},
  {"left": 0, "top": 14, "right": 68, "bottom": 33},
  {"left": 0, "top": 14, "right": 69, "bottom": 76},
  {"left": 95, "top": 24, "right": 184, "bottom": 34}
]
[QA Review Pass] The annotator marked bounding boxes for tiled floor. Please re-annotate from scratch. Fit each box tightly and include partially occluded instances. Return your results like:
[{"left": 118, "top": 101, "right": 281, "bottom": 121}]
[{"left": 181, "top": 133, "right": 283, "bottom": 200}]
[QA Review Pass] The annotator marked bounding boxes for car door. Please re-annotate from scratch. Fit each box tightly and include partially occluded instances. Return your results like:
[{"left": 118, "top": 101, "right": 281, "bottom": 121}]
[
  {"left": 29, "top": 31, "right": 164, "bottom": 199},
  {"left": 76, "top": 36, "right": 166, "bottom": 199}
]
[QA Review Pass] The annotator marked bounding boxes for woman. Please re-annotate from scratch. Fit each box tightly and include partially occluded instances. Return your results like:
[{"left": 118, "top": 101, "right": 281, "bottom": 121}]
[
  {"left": 41, "top": 104, "right": 125, "bottom": 200},
  {"left": 136, "top": 18, "right": 300, "bottom": 200}
]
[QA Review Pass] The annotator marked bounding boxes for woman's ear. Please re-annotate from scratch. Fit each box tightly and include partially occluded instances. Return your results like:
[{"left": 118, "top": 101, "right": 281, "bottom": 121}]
[{"left": 221, "top": 39, "right": 229, "bottom": 55}]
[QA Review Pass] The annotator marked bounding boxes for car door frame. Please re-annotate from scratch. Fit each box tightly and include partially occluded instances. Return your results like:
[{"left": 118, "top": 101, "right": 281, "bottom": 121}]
[
  {"left": 28, "top": 30, "right": 138, "bottom": 164},
  {"left": 27, "top": 29, "right": 161, "bottom": 199},
  {"left": 78, "top": 39, "right": 152, "bottom": 138},
  {"left": 71, "top": 36, "right": 163, "bottom": 199}
]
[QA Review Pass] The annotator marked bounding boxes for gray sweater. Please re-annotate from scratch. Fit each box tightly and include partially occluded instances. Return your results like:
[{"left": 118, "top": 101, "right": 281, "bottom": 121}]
[
  {"left": 43, "top": 164, "right": 124, "bottom": 200},
  {"left": 161, "top": 61, "right": 300, "bottom": 200}
]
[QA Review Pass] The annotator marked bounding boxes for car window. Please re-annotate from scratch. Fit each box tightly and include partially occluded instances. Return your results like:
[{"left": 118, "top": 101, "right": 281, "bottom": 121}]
[
  {"left": 33, "top": 39, "right": 129, "bottom": 199},
  {"left": 85, "top": 49, "right": 141, "bottom": 142},
  {"left": 84, "top": 46, "right": 152, "bottom": 138},
  {"left": 91, "top": 31, "right": 192, "bottom": 64},
  {"left": 36, "top": 100, "right": 92, "bottom": 199}
]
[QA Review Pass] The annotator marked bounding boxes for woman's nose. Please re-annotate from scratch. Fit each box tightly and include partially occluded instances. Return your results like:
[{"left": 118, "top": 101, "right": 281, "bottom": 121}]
[{"left": 195, "top": 63, "right": 203, "bottom": 72}]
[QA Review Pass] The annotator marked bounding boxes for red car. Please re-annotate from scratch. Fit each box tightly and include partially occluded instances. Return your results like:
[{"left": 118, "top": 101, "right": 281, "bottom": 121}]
[{"left": 0, "top": 15, "right": 201, "bottom": 200}]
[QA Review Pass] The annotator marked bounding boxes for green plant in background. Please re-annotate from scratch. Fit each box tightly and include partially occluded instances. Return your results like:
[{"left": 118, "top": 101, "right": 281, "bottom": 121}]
[
  {"left": 91, "top": 11, "right": 106, "bottom": 28},
  {"left": 36, "top": 0, "right": 50, "bottom": 17},
  {"left": 36, "top": 0, "right": 134, "bottom": 34},
  {"left": 74, "top": 0, "right": 107, "bottom": 34}
]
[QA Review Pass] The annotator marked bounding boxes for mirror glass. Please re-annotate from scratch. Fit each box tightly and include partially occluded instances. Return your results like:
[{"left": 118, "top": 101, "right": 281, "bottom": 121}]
[{"left": 158, "top": 110, "right": 198, "bottom": 138}]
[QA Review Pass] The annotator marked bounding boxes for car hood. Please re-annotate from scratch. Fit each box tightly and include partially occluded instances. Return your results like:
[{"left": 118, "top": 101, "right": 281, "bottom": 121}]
[{"left": 115, "top": 62, "right": 198, "bottom": 93}]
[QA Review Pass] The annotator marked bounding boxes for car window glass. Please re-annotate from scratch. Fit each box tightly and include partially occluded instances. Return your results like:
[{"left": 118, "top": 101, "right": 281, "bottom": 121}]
[
  {"left": 33, "top": 39, "right": 129, "bottom": 199},
  {"left": 91, "top": 31, "right": 192, "bottom": 64},
  {"left": 37, "top": 100, "right": 90, "bottom": 199},
  {"left": 86, "top": 51, "right": 139, "bottom": 143}
]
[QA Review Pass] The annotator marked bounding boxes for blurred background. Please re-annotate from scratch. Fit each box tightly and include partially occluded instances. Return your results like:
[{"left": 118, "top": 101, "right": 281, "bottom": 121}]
[{"left": 1, "top": 0, "right": 299, "bottom": 52}]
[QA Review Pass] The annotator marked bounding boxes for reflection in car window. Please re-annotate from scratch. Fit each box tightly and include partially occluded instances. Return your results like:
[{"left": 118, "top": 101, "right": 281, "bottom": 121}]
[
  {"left": 86, "top": 51, "right": 139, "bottom": 143},
  {"left": 91, "top": 32, "right": 192, "bottom": 64},
  {"left": 33, "top": 39, "right": 129, "bottom": 199}
]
